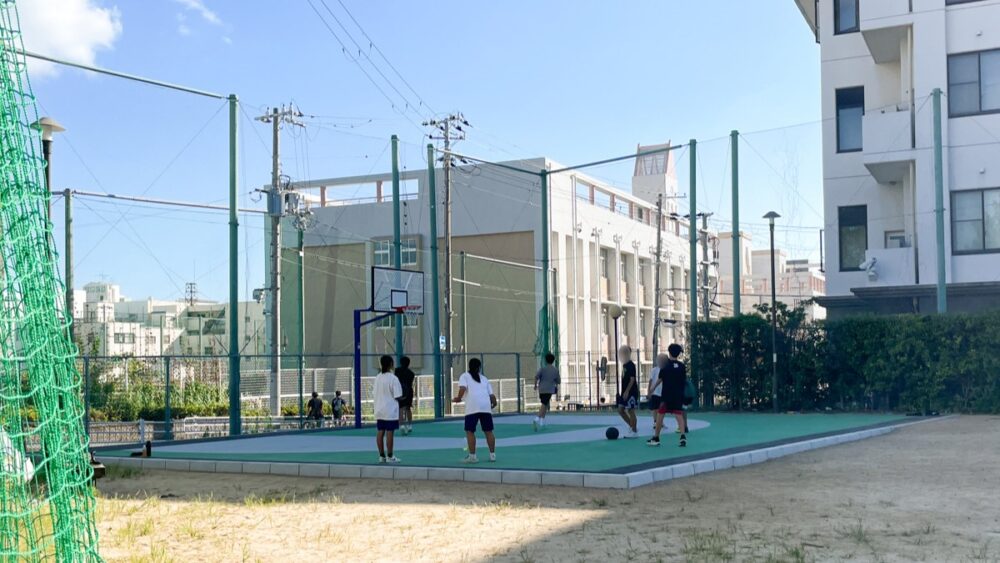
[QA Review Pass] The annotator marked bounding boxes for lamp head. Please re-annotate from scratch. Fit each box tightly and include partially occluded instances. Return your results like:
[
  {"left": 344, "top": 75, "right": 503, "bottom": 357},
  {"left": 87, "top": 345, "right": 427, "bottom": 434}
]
[
  {"left": 607, "top": 304, "right": 624, "bottom": 320},
  {"left": 763, "top": 211, "right": 780, "bottom": 225},
  {"left": 31, "top": 117, "right": 66, "bottom": 142}
]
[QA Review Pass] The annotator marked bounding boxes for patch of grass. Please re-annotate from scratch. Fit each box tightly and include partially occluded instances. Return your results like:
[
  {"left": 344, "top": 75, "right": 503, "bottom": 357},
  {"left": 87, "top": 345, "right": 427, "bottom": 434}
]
[
  {"left": 685, "top": 489, "right": 706, "bottom": 503},
  {"left": 104, "top": 464, "right": 143, "bottom": 481},
  {"left": 969, "top": 541, "right": 992, "bottom": 561},
  {"left": 243, "top": 491, "right": 293, "bottom": 507},
  {"left": 116, "top": 517, "right": 154, "bottom": 543},
  {"left": 836, "top": 519, "right": 871, "bottom": 545},
  {"left": 683, "top": 529, "right": 736, "bottom": 562},
  {"left": 516, "top": 547, "right": 536, "bottom": 563},
  {"left": 591, "top": 497, "right": 608, "bottom": 508}
]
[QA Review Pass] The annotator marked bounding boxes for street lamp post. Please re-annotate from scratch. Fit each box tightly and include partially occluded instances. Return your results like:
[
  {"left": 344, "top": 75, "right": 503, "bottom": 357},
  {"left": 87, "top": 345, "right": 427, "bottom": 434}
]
[
  {"left": 608, "top": 304, "right": 624, "bottom": 391},
  {"left": 31, "top": 116, "right": 66, "bottom": 222},
  {"left": 763, "top": 211, "right": 780, "bottom": 412}
]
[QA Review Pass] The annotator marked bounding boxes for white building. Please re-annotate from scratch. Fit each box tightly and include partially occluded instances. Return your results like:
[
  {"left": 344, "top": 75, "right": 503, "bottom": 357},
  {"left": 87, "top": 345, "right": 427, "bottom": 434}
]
[
  {"left": 287, "top": 143, "right": 718, "bottom": 403},
  {"left": 717, "top": 232, "right": 827, "bottom": 320},
  {"left": 72, "top": 281, "right": 264, "bottom": 357},
  {"left": 794, "top": 0, "right": 1000, "bottom": 318}
]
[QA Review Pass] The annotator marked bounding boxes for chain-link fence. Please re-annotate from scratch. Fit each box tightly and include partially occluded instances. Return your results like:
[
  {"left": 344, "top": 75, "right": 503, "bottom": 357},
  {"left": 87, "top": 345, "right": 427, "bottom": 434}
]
[{"left": 80, "top": 352, "right": 524, "bottom": 446}]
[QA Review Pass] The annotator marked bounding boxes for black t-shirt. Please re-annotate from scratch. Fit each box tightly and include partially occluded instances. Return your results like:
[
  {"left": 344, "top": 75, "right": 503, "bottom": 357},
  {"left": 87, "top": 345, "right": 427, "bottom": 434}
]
[
  {"left": 306, "top": 397, "right": 323, "bottom": 418},
  {"left": 332, "top": 397, "right": 346, "bottom": 413},
  {"left": 621, "top": 361, "right": 639, "bottom": 399},
  {"left": 658, "top": 360, "right": 687, "bottom": 404},
  {"left": 395, "top": 367, "right": 415, "bottom": 397}
]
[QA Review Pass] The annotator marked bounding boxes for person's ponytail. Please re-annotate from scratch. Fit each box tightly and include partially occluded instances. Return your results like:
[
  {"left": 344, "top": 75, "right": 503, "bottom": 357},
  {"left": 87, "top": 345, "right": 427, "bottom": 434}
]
[{"left": 469, "top": 358, "right": 482, "bottom": 383}]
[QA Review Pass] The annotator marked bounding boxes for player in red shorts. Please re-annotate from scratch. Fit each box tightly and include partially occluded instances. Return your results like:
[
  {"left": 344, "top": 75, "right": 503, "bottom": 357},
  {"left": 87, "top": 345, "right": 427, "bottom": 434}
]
[{"left": 647, "top": 343, "right": 688, "bottom": 447}]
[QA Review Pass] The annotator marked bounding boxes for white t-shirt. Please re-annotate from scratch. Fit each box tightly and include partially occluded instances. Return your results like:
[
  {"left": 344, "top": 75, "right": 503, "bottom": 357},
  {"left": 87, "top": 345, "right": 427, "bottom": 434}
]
[
  {"left": 457, "top": 371, "right": 494, "bottom": 415},
  {"left": 649, "top": 366, "right": 662, "bottom": 396},
  {"left": 373, "top": 371, "right": 402, "bottom": 421}
]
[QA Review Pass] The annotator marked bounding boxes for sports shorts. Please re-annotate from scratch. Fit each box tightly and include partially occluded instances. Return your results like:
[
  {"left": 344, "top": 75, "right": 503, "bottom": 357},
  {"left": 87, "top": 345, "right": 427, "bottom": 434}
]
[
  {"left": 376, "top": 419, "right": 400, "bottom": 431},
  {"left": 539, "top": 393, "right": 553, "bottom": 407},
  {"left": 618, "top": 396, "right": 638, "bottom": 411},
  {"left": 464, "top": 412, "right": 495, "bottom": 433},
  {"left": 648, "top": 395, "right": 661, "bottom": 410}
]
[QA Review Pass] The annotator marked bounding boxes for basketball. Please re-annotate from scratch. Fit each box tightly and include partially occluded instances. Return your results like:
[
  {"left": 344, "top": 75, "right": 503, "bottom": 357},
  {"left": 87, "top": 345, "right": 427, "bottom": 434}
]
[{"left": 605, "top": 427, "right": 619, "bottom": 440}]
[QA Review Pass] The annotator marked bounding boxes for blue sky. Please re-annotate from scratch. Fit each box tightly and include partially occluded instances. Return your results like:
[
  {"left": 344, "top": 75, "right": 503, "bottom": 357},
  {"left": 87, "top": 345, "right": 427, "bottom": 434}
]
[{"left": 27, "top": 0, "right": 823, "bottom": 302}]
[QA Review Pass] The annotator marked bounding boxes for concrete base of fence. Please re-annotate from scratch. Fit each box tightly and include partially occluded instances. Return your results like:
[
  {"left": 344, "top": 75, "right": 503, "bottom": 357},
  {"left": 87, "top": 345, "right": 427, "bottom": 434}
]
[{"left": 98, "top": 416, "right": 947, "bottom": 490}]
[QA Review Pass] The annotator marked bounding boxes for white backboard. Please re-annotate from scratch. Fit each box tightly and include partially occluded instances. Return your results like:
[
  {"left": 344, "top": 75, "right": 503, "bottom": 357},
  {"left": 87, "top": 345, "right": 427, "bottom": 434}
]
[{"left": 371, "top": 266, "right": 424, "bottom": 314}]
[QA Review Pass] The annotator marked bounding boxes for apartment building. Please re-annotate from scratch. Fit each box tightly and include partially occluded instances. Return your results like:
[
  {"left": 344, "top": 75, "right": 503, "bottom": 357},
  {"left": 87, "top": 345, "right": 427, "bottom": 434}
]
[
  {"left": 794, "top": 0, "right": 1000, "bottom": 318},
  {"left": 717, "top": 232, "right": 827, "bottom": 320},
  {"left": 282, "top": 144, "right": 718, "bottom": 402}
]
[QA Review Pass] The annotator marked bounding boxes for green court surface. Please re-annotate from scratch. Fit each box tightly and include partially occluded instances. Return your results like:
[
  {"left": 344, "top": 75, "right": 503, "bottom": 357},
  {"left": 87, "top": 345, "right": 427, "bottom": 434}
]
[{"left": 99, "top": 413, "right": 908, "bottom": 474}]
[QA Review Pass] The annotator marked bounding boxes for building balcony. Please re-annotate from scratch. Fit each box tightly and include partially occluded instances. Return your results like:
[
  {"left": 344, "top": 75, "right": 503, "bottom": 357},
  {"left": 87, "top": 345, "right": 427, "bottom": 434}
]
[
  {"left": 861, "top": 0, "right": 911, "bottom": 64},
  {"left": 863, "top": 104, "right": 914, "bottom": 184},
  {"left": 860, "top": 247, "right": 916, "bottom": 288}
]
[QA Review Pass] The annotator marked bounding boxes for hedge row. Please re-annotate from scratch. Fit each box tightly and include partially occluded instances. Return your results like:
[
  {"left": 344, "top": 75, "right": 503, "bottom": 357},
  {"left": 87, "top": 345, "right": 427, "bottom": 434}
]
[{"left": 690, "top": 308, "right": 1000, "bottom": 414}]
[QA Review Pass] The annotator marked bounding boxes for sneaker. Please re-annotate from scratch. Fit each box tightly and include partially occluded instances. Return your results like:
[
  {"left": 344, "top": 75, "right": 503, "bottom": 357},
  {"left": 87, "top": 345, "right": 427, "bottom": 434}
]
[
  {"left": 461, "top": 454, "right": 478, "bottom": 464},
  {"left": 675, "top": 427, "right": 683, "bottom": 434},
  {"left": 685, "top": 426, "right": 690, "bottom": 433},
  {"left": 646, "top": 437, "right": 661, "bottom": 447},
  {"left": 679, "top": 434, "right": 687, "bottom": 448},
  {"left": 623, "top": 429, "right": 638, "bottom": 439},
  {"left": 532, "top": 418, "right": 538, "bottom": 432},
  {"left": 489, "top": 452, "right": 496, "bottom": 462},
  {"left": 378, "top": 456, "right": 386, "bottom": 464},
  {"left": 385, "top": 456, "right": 401, "bottom": 464}
]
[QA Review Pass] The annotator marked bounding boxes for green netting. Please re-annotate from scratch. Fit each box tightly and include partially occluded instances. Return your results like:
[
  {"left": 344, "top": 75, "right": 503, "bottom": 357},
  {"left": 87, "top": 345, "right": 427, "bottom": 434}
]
[{"left": 0, "top": 2, "right": 101, "bottom": 561}]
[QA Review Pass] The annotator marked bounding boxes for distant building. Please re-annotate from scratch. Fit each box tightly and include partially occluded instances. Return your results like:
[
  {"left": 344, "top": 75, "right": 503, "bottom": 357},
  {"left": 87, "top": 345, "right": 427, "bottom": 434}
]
[
  {"left": 72, "top": 281, "right": 264, "bottom": 357},
  {"left": 794, "top": 0, "right": 1000, "bottom": 318},
  {"left": 717, "top": 232, "right": 826, "bottom": 321}
]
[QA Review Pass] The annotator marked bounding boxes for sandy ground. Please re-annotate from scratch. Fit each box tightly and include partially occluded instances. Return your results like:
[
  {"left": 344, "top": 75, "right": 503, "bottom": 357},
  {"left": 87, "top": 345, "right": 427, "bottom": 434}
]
[{"left": 96, "top": 415, "right": 1000, "bottom": 562}]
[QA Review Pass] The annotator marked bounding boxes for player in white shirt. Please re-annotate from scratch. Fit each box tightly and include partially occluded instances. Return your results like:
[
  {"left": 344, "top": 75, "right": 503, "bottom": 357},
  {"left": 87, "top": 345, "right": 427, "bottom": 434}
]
[
  {"left": 452, "top": 358, "right": 498, "bottom": 463},
  {"left": 373, "top": 355, "right": 403, "bottom": 463}
]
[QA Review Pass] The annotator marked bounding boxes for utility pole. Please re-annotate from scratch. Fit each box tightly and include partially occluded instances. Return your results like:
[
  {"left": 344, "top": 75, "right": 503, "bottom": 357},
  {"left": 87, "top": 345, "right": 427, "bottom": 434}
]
[
  {"left": 700, "top": 213, "right": 714, "bottom": 320},
  {"left": 652, "top": 194, "right": 663, "bottom": 358},
  {"left": 256, "top": 105, "right": 304, "bottom": 416},
  {"left": 424, "top": 113, "right": 468, "bottom": 403},
  {"left": 64, "top": 188, "right": 73, "bottom": 342}
]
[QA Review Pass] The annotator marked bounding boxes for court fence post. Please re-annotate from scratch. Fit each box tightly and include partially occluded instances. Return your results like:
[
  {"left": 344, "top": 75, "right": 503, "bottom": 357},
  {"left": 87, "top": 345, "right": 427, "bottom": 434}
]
[
  {"left": 515, "top": 353, "right": 522, "bottom": 413},
  {"left": 353, "top": 309, "right": 363, "bottom": 428},
  {"left": 83, "top": 357, "right": 91, "bottom": 439},
  {"left": 164, "top": 356, "right": 173, "bottom": 440}
]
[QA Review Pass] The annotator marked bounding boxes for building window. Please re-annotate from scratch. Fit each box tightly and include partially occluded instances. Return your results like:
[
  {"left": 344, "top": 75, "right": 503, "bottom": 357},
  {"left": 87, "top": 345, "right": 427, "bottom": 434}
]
[
  {"left": 948, "top": 49, "right": 1000, "bottom": 117},
  {"left": 838, "top": 205, "right": 868, "bottom": 271},
  {"left": 836, "top": 87, "right": 864, "bottom": 152},
  {"left": 113, "top": 333, "right": 135, "bottom": 344},
  {"left": 145, "top": 335, "right": 156, "bottom": 346},
  {"left": 885, "top": 230, "right": 907, "bottom": 249},
  {"left": 620, "top": 256, "right": 629, "bottom": 282},
  {"left": 639, "top": 312, "right": 647, "bottom": 338},
  {"left": 638, "top": 260, "right": 648, "bottom": 285},
  {"left": 601, "top": 310, "right": 608, "bottom": 336},
  {"left": 374, "top": 238, "right": 418, "bottom": 267},
  {"left": 834, "top": 0, "right": 859, "bottom": 34},
  {"left": 952, "top": 188, "right": 1000, "bottom": 254},
  {"left": 600, "top": 249, "right": 610, "bottom": 279}
]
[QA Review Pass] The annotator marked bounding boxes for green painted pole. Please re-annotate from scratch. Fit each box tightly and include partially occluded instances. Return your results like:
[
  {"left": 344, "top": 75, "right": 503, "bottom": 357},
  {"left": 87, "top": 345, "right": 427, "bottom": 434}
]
[
  {"left": 427, "top": 144, "right": 443, "bottom": 418},
  {"left": 932, "top": 88, "right": 947, "bottom": 314},
  {"left": 391, "top": 135, "right": 403, "bottom": 360},
  {"left": 297, "top": 228, "right": 305, "bottom": 428},
  {"left": 540, "top": 170, "right": 550, "bottom": 357},
  {"left": 731, "top": 130, "right": 741, "bottom": 316},
  {"left": 689, "top": 139, "right": 698, "bottom": 324},
  {"left": 227, "top": 94, "right": 241, "bottom": 436}
]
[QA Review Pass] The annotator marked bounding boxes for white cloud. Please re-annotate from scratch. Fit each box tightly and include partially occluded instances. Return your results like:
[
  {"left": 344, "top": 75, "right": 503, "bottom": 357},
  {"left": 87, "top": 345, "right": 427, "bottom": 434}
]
[
  {"left": 174, "top": 0, "right": 221, "bottom": 25},
  {"left": 178, "top": 24, "right": 192, "bottom": 36},
  {"left": 221, "top": 36, "right": 232, "bottom": 45},
  {"left": 18, "top": 0, "right": 122, "bottom": 78}
]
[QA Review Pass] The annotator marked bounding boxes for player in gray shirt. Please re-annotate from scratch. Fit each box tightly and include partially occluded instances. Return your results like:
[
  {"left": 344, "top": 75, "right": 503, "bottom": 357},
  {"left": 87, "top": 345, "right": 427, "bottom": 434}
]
[{"left": 533, "top": 353, "right": 560, "bottom": 431}]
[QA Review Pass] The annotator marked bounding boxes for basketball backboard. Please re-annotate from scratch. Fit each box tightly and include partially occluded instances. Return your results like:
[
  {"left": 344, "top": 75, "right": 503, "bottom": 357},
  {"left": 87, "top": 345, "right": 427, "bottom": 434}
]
[{"left": 371, "top": 266, "right": 424, "bottom": 314}]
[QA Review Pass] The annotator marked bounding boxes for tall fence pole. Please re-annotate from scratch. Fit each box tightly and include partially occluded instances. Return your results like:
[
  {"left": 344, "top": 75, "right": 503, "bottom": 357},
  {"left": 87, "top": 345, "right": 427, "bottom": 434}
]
[
  {"left": 932, "top": 88, "right": 948, "bottom": 313},
  {"left": 427, "top": 144, "right": 443, "bottom": 418},
  {"left": 688, "top": 139, "right": 698, "bottom": 406},
  {"left": 391, "top": 135, "right": 404, "bottom": 361},
  {"left": 298, "top": 228, "right": 305, "bottom": 429},
  {"left": 540, "top": 170, "right": 550, "bottom": 357},
  {"left": 164, "top": 356, "right": 173, "bottom": 440},
  {"left": 515, "top": 352, "right": 522, "bottom": 413},
  {"left": 227, "top": 94, "right": 241, "bottom": 436},
  {"left": 731, "top": 130, "right": 741, "bottom": 317},
  {"left": 83, "top": 357, "right": 90, "bottom": 439}
]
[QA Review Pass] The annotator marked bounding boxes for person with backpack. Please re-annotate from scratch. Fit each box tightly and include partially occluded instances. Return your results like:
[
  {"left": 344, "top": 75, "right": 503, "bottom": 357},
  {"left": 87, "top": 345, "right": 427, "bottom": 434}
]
[{"left": 647, "top": 343, "right": 689, "bottom": 448}]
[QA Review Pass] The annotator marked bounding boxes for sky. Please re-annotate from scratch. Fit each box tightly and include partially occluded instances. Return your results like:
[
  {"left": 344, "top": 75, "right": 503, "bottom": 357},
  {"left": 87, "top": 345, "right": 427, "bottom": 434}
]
[{"left": 23, "top": 0, "right": 823, "bottom": 302}]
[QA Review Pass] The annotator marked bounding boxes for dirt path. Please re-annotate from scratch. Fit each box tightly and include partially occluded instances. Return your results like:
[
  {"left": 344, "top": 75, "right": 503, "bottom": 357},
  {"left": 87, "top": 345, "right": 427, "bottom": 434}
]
[{"left": 96, "top": 416, "right": 1000, "bottom": 562}]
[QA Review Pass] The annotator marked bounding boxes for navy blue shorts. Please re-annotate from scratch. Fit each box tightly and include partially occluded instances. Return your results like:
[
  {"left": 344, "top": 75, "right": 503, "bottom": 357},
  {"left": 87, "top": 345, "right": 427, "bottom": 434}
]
[
  {"left": 648, "top": 395, "right": 661, "bottom": 410},
  {"left": 376, "top": 419, "right": 399, "bottom": 431},
  {"left": 539, "top": 393, "right": 553, "bottom": 407},
  {"left": 464, "top": 412, "right": 494, "bottom": 433}
]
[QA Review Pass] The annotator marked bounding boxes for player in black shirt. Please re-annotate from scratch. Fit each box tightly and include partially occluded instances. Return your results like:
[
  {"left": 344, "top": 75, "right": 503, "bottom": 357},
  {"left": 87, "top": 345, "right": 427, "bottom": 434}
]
[
  {"left": 306, "top": 392, "right": 324, "bottom": 428},
  {"left": 616, "top": 346, "right": 640, "bottom": 439},
  {"left": 395, "top": 356, "right": 416, "bottom": 435},
  {"left": 647, "top": 343, "right": 688, "bottom": 447}
]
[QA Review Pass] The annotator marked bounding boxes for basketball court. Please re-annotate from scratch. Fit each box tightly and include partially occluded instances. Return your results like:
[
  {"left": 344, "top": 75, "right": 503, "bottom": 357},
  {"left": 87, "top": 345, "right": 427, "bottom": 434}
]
[{"left": 95, "top": 412, "right": 924, "bottom": 489}]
